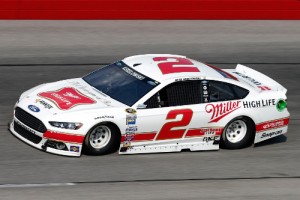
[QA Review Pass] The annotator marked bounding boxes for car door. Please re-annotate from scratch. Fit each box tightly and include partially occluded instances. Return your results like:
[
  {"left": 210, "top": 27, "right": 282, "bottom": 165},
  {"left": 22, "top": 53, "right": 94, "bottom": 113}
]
[{"left": 134, "top": 80, "right": 211, "bottom": 144}]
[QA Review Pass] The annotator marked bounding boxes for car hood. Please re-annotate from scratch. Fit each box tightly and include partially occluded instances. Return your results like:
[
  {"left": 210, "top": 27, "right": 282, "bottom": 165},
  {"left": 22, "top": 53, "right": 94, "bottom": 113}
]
[{"left": 18, "top": 78, "right": 127, "bottom": 116}]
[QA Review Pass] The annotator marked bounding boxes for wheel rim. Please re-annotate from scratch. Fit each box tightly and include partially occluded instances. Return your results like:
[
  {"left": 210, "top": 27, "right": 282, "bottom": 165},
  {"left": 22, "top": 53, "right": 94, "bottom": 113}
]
[
  {"left": 89, "top": 125, "right": 111, "bottom": 149},
  {"left": 225, "top": 120, "right": 247, "bottom": 143}
]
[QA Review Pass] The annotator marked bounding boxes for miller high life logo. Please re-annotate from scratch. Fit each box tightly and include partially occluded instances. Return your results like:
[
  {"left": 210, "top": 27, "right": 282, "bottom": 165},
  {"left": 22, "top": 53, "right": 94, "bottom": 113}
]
[
  {"left": 205, "top": 101, "right": 241, "bottom": 123},
  {"left": 38, "top": 87, "right": 96, "bottom": 110}
]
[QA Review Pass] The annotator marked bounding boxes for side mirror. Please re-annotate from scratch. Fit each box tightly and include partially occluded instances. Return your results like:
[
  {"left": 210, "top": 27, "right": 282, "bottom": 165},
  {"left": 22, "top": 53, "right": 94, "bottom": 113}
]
[{"left": 137, "top": 104, "right": 147, "bottom": 109}]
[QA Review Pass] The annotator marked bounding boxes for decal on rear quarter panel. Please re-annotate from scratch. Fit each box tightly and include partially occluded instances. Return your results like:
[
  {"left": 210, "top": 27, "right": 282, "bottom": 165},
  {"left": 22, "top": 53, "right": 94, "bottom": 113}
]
[{"left": 205, "top": 101, "right": 241, "bottom": 123}]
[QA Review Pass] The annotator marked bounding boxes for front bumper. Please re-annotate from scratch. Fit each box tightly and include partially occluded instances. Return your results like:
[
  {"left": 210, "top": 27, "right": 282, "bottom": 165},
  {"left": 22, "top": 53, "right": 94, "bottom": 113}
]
[{"left": 9, "top": 117, "right": 82, "bottom": 157}]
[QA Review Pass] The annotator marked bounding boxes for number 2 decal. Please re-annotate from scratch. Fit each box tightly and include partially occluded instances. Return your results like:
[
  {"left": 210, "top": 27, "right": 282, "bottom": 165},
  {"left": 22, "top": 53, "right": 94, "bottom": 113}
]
[
  {"left": 153, "top": 57, "right": 200, "bottom": 75},
  {"left": 156, "top": 109, "right": 193, "bottom": 140}
]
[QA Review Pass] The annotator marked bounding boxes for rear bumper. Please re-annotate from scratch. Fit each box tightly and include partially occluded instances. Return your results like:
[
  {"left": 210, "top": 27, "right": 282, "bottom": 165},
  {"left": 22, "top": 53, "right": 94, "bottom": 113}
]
[
  {"left": 254, "top": 116, "right": 290, "bottom": 144},
  {"left": 9, "top": 118, "right": 81, "bottom": 157}
]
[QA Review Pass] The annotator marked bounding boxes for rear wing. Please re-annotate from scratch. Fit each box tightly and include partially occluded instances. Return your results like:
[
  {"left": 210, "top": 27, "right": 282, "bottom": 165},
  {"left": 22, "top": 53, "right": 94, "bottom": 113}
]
[{"left": 229, "top": 64, "right": 287, "bottom": 93}]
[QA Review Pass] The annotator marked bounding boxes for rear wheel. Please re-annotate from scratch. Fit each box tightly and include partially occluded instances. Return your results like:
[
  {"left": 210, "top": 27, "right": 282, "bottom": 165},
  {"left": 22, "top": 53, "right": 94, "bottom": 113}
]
[
  {"left": 220, "top": 117, "right": 255, "bottom": 149},
  {"left": 83, "top": 123, "right": 120, "bottom": 155}
]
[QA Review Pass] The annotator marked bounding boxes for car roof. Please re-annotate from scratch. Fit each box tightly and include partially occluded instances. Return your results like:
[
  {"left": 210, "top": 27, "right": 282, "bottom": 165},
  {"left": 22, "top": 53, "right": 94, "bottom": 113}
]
[{"left": 122, "top": 54, "right": 236, "bottom": 83}]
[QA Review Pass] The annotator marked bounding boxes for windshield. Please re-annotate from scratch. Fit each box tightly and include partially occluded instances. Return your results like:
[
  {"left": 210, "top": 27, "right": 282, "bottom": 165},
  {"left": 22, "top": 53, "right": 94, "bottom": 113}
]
[{"left": 83, "top": 61, "right": 160, "bottom": 106}]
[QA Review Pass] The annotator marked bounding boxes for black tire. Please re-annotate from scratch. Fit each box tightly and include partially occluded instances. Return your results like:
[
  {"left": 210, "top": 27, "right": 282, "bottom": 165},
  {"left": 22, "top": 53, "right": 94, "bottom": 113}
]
[
  {"left": 83, "top": 123, "right": 120, "bottom": 155},
  {"left": 220, "top": 117, "right": 255, "bottom": 149}
]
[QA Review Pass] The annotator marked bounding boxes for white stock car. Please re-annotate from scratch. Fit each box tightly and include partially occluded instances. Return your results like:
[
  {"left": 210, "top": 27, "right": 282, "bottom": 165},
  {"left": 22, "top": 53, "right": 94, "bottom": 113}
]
[{"left": 9, "top": 54, "right": 290, "bottom": 157}]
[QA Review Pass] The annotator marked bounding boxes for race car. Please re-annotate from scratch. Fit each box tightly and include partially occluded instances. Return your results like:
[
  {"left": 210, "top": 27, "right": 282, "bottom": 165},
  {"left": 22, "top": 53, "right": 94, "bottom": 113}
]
[{"left": 9, "top": 54, "right": 289, "bottom": 157}]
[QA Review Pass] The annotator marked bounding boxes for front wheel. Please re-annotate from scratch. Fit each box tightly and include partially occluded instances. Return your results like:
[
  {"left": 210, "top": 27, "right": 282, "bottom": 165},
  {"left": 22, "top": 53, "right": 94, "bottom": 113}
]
[
  {"left": 220, "top": 117, "right": 255, "bottom": 149},
  {"left": 83, "top": 123, "right": 120, "bottom": 155}
]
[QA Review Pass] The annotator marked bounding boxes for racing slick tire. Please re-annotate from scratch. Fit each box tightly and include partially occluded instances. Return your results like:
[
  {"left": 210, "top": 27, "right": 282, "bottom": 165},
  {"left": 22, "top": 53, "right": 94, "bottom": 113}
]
[
  {"left": 220, "top": 117, "right": 255, "bottom": 149},
  {"left": 83, "top": 123, "right": 121, "bottom": 155}
]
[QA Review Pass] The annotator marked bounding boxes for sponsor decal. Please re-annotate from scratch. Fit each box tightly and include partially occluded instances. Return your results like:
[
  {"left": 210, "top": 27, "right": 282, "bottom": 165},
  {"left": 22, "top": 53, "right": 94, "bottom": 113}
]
[
  {"left": 123, "top": 141, "right": 131, "bottom": 148},
  {"left": 126, "top": 126, "right": 138, "bottom": 133},
  {"left": 126, "top": 115, "right": 137, "bottom": 125},
  {"left": 122, "top": 67, "right": 145, "bottom": 80},
  {"left": 94, "top": 115, "right": 114, "bottom": 120},
  {"left": 70, "top": 145, "right": 80, "bottom": 152},
  {"left": 243, "top": 99, "right": 275, "bottom": 108},
  {"left": 38, "top": 87, "right": 96, "bottom": 110},
  {"left": 185, "top": 127, "right": 223, "bottom": 138},
  {"left": 28, "top": 105, "right": 40, "bottom": 112},
  {"left": 203, "top": 136, "right": 214, "bottom": 142},
  {"left": 232, "top": 72, "right": 271, "bottom": 90},
  {"left": 203, "top": 136, "right": 220, "bottom": 142},
  {"left": 232, "top": 72, "right": 270, "bottom": 91},
  {"left": 124, "top": 123, "right": 138, "bottom": 141},
  {"left": 232, "top": 72, "right": 261, "bottom": 85},
  {"left": 63, "top": 92, "right": 80, "bottom": 99},
  {"left": 124, "top": 133, "right": 135, "bottom": 141},
  {"left": 263, "top": 121, "right": 283, "bottom": 129},
  {"left": 175, "top": 77, "right": 201, "bottom": 82},
  {"left": 15, "top": 120, "right": 36, "bottom": 134},
  {"left": 256, "top": 118, "right": 289, "bottom": 132},
  {"left": 261, "top": 130, "right": 283, "bottom": 139},
  {"left": 202, "top": 80, "right": 209, "bottom": 103},
  {"left": 125, "top": 108, "right": 137, "bottom": 114},
  {"left": 204, "top": 131, "right": 216, "bottom": 135},
  {"left": 205, "top": 101, "right": 241, "bottom": 123},
  {"left": 35, "top": 99, "right": 53, "bottom": 109}
]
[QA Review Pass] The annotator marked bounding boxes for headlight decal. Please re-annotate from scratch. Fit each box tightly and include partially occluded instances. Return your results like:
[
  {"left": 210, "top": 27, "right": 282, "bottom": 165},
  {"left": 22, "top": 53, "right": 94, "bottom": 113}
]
[{"left": 49, "top": 121, "right": 83, "bottom": 130}]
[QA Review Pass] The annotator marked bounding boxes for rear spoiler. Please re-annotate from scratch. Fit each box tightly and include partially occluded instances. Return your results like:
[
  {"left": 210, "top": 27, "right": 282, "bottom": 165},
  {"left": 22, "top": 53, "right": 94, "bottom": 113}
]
[{"left": 230, "top": 64, "right": 287, "bottom": 93}]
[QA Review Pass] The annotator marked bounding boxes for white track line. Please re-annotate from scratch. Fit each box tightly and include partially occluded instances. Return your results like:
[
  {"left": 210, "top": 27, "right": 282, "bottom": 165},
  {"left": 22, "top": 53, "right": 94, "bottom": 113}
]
[{"left": 0, "top": 183, "right": 76, "bottom": 188}]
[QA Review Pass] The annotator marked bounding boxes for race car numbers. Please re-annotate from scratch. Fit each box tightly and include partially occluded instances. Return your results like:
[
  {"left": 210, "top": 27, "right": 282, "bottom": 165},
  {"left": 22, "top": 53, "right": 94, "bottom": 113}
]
[
  {"left": 156, "top": 109, "right": 193, "bottom": 140},
  {"left": 153, "top": 57, "right": 200, "bottom": 74},
  {"left": 156, "top": 109, "right": 223, "bottom": 140}
]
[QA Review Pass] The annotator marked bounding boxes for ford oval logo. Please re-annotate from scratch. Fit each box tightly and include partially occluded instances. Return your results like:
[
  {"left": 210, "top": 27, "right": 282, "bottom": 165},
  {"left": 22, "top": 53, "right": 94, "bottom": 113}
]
[{"left": 28, "top": 105, "right": 40, "bottom": 112}]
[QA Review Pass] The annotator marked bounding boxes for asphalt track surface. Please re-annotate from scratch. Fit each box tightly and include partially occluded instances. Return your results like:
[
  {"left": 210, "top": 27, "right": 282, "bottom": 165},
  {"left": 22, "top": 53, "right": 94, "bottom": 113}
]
[{"left": 0, "top": 21, "right": 299, "bottom": 199}]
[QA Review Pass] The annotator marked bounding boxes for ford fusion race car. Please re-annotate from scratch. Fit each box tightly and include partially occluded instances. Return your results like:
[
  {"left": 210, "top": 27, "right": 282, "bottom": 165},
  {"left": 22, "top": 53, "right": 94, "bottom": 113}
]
[{"left": 9, "top": 54, "right": 289, "bottom": 157}]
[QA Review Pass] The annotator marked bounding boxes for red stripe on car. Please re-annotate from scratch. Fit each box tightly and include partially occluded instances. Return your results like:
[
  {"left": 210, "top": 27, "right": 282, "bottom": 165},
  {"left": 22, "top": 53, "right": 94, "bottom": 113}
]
[
  {"left": 121, "top": 132, "right": 156, "bottom": 142},
  {"left": 44, "top": 130, "right": 85, "bottom": 144},
  {"left": 206, "top": 63, "right": 239, "bottom": 81},
  {"left": 256, "top": 117, "right": 289, "bottom": 132}
]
